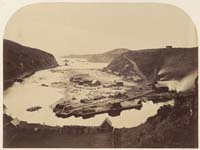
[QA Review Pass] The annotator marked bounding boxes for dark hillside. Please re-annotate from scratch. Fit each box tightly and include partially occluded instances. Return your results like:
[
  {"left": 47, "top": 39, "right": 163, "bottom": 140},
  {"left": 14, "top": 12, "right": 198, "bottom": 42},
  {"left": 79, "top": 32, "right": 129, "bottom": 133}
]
[
  {"left": 158, "top": 48, "right": 198, "bottom": 80},
  {"left": 104, "top": 47, "right": 198, "bottom": 82},
  {"left": 3, "top": 39, "right": 58, "bottom": 89},
  {"left": 113, "top": 86, "right": 198, "bottom": 148}
]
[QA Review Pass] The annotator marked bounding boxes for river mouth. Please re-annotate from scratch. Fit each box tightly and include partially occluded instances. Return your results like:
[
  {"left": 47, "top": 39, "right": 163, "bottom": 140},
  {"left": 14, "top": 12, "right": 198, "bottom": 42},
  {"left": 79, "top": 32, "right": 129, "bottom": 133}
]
[{"left": 3, "top": 57, "right": 174, "bottom": 128}]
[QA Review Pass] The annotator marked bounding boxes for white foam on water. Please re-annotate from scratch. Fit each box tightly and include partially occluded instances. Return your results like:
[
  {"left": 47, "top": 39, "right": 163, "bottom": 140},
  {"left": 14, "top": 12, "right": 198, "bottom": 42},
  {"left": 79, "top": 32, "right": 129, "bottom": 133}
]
[{"left": 4, "top": 58, "right": 173, "bottom": 128}]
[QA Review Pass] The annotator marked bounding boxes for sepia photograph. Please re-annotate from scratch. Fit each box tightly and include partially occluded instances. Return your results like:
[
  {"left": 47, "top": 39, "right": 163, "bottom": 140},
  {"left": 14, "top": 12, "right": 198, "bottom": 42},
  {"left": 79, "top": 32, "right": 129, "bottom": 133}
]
[{"left": 2, "top": 2, "right": 198, "bottom": 148}]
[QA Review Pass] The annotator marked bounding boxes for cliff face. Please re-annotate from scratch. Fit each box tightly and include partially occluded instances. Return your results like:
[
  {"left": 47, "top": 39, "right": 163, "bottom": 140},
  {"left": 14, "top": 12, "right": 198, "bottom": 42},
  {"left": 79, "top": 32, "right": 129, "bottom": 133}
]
[
  {"left": 67, "top": 48, "right": 130, "bottom": 63},
  {"left": 3, "top": 39, "right": 58, "bottom": 89},
  {"left": 104, "top": 47, "right": 198, "bottom": 82}
]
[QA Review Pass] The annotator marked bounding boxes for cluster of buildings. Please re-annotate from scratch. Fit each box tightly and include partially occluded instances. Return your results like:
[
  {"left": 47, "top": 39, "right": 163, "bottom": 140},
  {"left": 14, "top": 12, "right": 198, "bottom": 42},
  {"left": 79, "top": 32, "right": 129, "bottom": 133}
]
[{"left": 70, "top": 74, "right": 101, "bottom": 86}]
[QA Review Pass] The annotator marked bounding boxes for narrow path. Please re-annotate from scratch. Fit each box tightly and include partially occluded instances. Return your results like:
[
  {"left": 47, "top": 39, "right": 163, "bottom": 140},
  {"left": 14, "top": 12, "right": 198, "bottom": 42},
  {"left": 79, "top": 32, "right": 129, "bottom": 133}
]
[{"left": 123, "top": 55, "right": 147, "bottom": 82}]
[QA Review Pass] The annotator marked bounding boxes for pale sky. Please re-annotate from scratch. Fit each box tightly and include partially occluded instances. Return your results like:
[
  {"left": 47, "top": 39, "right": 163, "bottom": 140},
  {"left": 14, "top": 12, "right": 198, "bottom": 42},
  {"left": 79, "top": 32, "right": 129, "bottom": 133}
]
[{"left": 4, "top": 3, "right": 197, "bottom": 56}]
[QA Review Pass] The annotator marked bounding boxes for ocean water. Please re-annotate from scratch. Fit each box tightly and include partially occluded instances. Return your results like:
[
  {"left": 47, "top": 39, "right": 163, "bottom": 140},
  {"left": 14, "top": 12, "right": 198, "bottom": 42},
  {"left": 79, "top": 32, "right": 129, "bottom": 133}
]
[{"left": 4, "top": 57, "right": 173, "bottom": 128}]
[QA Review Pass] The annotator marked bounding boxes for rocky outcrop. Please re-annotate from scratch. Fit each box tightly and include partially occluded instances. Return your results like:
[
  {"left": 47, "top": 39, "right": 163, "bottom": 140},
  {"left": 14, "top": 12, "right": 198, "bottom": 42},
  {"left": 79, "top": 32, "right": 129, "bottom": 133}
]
[
  {"left": 104, "top": 47, "right": 198, "bottom": 82},
  {"left": 3, "top": 39, "right": 58, "bottom": 89}
]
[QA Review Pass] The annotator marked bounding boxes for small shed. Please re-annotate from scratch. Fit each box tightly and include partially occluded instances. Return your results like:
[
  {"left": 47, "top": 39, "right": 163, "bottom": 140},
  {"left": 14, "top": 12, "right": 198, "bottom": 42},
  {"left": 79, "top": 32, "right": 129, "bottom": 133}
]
[
  {"left": 113, "top": 92, "right": 123, "bottom": 99},
  {"left": 99, "top": 118, "right": 113, "bottom": 131},
  {"left": 154, "top": 83, "right": 169, "bottom": 93},
  {"left": 10, "top": 118, "right": 21, "bottom": 126},
  {"left": 112, "top": 102, "right": 122, "bottom": 108},
  {"left": 113, "top": 71, "right": 120, "bottom": 76},
  {"left": 132, "top": 76, "right": 142, "bottom": 82},
  {"left": 107, "top": 69, "right": 112, "bottom": 73},
  {"left": 80, "top": 98, "right": 91, "bottom": 104},
  {"left": 166, "top": 45, "right": 172, "bottom": 49},
  {"left": 71, "top": 74, "right": 90, "bottom": 80},
  {"left": 115, "top": 81, "right": 123, "bottom": 86},
  {"left": 90, "top": 80, "right": 101, "bottom": 86}
]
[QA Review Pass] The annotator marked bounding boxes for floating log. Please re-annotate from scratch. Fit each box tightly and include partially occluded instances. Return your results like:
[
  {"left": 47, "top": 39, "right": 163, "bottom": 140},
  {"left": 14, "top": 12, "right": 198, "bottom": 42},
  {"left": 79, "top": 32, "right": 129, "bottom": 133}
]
[{"left": 27, "top": 106, "right": 42, "bottom": 112}]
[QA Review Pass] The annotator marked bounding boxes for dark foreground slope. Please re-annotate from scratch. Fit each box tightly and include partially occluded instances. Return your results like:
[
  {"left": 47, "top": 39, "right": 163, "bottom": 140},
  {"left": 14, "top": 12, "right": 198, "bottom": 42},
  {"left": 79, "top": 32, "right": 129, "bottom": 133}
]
[
  {"left": 3, "top": 87, "right": 198, "bottom": 148},
  {"left": 3, "top": 39, "right": 58, "bottom": 89},
  {"left": 3, "top": 114, "right": 113, "bottom": 148},
  {"left": 113, "top": 86, "right": 198, "bottom": 148},
  {"left": 104, "top": 47, "right": 198, "bottom": 82},
  {"left": 67, "top": 48, "right": 130, "bottom": 63}
]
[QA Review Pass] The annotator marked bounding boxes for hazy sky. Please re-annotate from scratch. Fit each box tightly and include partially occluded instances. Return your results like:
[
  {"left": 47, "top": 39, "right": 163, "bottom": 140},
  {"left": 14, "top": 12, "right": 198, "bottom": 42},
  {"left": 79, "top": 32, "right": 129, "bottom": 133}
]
[{"left": 4, "top": 3, "right": 197, "bottom": 56}]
